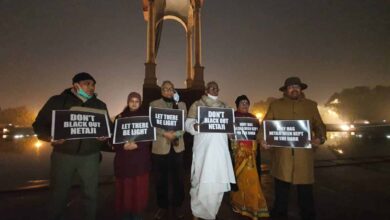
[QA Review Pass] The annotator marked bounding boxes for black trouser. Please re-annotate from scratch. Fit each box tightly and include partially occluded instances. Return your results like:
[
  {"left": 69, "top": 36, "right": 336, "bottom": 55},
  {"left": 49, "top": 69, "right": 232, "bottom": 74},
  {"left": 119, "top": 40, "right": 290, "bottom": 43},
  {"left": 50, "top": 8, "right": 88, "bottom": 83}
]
[
  {"left": 273, "top": 178, "right": 316, "bottom": 220},
  {"left": 152, "top": 148, "right": 185, "bottom": 209}
]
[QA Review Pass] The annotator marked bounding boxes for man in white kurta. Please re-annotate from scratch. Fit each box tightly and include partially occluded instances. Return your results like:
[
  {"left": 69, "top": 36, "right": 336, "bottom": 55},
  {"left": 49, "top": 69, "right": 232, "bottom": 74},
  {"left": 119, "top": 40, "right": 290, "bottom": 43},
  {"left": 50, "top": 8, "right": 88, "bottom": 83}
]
[{"left": 185, "top": 81, "right": 236, "bottom": 220}]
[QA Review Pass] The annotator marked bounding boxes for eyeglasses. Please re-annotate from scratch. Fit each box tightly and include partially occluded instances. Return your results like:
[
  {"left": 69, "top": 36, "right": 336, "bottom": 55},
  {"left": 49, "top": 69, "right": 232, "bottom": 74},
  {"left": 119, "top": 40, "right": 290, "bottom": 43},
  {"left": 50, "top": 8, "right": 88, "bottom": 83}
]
[
  {"left": 162, "top": 88, "right": 174, "bottom": 92},
  {"left": 208, "top": 87, "right": 219, "bottom": 91}
]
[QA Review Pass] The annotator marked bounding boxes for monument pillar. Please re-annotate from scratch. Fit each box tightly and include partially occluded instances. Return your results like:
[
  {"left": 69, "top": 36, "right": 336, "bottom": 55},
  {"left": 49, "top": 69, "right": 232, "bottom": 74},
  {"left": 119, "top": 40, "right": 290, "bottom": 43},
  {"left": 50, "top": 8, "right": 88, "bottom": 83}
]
[
  {"left": 186, "top": 30, "right": 193, "bottom": 88},
  {"left": 144, "top": 0, "right": 157, "bottom": 88},
  {"left": 192, "top": 0, "right": 205, "bottom": 89}
]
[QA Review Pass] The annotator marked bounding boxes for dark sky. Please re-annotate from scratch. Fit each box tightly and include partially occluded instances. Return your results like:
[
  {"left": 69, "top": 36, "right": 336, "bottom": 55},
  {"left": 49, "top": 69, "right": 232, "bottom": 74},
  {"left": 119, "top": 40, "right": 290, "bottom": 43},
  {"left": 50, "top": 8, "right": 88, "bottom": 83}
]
[{"left": 1, "top": 0, "right": 389, "bottom": 115}]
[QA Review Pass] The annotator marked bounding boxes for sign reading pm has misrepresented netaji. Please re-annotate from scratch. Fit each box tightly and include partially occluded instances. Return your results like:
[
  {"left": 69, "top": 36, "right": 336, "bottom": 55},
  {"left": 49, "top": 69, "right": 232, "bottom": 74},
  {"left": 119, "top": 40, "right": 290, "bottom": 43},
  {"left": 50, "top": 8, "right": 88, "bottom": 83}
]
[
  {"left": 51, "top": 110, "right": 111, "bottom": 141},
  {"left": 149, "top": 107, "right": 185, "bottom": 131},
  {"left": 113, "top": 116, "right": 156, "bottom": 144},
  {"left": 263, "top": 120, "right": 312, "bottom": 148},
  {"left": 198, "top": 106, "right": 235, "bottom": 133}
]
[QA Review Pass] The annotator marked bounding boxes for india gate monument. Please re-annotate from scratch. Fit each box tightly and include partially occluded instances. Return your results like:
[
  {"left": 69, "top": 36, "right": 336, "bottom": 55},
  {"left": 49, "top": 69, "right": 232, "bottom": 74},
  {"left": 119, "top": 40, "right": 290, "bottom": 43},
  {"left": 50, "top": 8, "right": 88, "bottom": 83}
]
[{"left": 142, "top": 0, "right": 206, "bottom": 106}]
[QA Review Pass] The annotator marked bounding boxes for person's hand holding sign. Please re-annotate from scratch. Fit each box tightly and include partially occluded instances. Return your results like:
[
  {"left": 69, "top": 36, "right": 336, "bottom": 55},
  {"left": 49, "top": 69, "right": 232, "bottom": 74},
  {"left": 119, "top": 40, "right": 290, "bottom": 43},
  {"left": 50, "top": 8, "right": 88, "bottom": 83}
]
[
  {"left": 260, "top": 140, "right": 271, "bottom": 150},
  {"left": 193, "top": 123, "right": 199, "bottom": 132},
  {"left": 124, "top": 141, "right": 138, "bottom": 150},
  {"left": 51, "top": 139, "right": 65, "bottom": 145},
  {"left": 163, "top": 131, "right": 177, "bottom": 141},
  {"left": 96, "top": 136, "right": 108, "bottom": 141}
]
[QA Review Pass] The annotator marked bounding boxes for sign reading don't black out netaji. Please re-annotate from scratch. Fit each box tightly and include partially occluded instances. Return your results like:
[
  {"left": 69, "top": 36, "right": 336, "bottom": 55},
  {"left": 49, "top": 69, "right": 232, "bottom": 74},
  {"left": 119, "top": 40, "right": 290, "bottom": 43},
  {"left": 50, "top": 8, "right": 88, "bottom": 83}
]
[
  {"left": 198, "top": 106, "right": 235, "bottom": 133},
  {"left": 51, "top": 110, "right": 111, "bottom": 141},
  {"left": 234, "top": 117, "right": 260, "bottom": 140},
  {"left": 263, "top": 120, "right": 312, "bottom": 148},
  {"left": 149, "top": 107, "right": 185, "bottom": 131},
  {"left": 113, "top": 116, "right": 156, "bottom": 144}
]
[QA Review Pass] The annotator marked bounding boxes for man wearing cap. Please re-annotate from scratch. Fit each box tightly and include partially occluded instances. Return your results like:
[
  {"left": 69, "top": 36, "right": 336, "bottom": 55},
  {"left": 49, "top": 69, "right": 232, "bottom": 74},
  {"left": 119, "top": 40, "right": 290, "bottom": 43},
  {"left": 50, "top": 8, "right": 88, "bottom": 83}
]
[
  {"left": 33, "top": 72, "right": 110, "bottom": 220},
  {"left": 258, "top": 77, "right": 326, "bottom": 220}
]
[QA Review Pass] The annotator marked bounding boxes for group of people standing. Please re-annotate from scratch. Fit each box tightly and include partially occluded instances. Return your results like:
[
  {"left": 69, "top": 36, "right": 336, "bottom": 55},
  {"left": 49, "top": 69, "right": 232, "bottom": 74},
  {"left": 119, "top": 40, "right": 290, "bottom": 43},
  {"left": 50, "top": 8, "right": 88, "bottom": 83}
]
[{"left": 33, "top": 72, "right": 326, "bottom": 220}]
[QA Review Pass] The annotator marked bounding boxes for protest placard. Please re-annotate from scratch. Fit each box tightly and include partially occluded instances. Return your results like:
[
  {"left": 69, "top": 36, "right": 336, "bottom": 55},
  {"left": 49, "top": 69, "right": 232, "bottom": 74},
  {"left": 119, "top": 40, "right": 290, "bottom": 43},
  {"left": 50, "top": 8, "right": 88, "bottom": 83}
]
[
  {"left": 234, "top": 117, "right": 260, "bottom": 140},
  {"left": 113, "top": 116, "right": 156, "bottom": 144},
  {"left": 149, "top": 107, "right": 184, "bottom": 131},
  {"left": 197, "top": 106, "right": 235, "bottom": 133},
  {"left": 263, "top": 120, "right": 311, "bottom": 148},
  {"left": 51, "top": 110, "right": 111, "bottom": 140}
]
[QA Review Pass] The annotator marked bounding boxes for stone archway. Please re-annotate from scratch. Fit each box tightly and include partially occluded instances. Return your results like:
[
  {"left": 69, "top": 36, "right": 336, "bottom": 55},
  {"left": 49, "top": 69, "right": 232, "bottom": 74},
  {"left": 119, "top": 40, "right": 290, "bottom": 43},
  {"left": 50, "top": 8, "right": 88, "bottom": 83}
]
[{"left": 142, "top": 0, "right": 205, "bottom": 90}]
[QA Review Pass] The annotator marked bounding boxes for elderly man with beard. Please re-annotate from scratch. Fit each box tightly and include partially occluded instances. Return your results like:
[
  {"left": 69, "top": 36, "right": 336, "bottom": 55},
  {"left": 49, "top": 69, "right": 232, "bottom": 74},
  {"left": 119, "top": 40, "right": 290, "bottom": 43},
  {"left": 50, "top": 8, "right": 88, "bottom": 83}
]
[
  {"left": 185, "top": 81, "right": 236, "bottom": 220},
  {"left": 258, "top": 77, "right": 326, "bottom": 220}
]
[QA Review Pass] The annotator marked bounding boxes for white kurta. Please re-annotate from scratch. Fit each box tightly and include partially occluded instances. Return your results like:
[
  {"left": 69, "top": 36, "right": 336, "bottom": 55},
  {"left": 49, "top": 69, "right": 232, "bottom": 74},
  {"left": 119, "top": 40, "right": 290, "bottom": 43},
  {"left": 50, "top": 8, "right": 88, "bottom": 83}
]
[{"left": 186, "top": 118, "right": 236, "bottom": 219}]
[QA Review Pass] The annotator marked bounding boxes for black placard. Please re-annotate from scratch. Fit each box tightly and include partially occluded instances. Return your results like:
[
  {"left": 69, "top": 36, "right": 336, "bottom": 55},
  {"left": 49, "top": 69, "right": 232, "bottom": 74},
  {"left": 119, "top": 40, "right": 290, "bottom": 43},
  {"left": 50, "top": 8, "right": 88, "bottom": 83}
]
[
  {"left": 263, "top": 120, "right": 311, "bottom": 148},
  {"left": 234, "top": 117, "right": 260, "bottom": 140},
  {"left": 149, "top": 107, "right": 184, "bottom": 131},
  {"left": 197, "top": 106, "right": 235, "bottom": 133},
  {"left": 113, "top": 116, "right": 156, "bottom": 144},
  {"left": 51, "top": 110, "right": 111, "bottom": 141}
]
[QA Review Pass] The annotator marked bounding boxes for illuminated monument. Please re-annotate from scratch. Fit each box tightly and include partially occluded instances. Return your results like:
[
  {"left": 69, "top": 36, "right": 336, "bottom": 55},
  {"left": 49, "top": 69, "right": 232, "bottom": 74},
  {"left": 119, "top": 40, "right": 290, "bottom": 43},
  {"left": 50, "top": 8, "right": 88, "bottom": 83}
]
[{"left": 142, "top": 0, "right": 205, "bottom": 105}]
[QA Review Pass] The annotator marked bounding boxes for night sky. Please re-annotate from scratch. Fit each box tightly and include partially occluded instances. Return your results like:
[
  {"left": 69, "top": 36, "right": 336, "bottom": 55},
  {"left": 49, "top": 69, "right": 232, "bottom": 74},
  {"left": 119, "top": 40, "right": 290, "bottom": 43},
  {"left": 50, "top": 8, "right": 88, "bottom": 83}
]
[{"left": 1, "top": 0, "right": 389, "bottom": 115}]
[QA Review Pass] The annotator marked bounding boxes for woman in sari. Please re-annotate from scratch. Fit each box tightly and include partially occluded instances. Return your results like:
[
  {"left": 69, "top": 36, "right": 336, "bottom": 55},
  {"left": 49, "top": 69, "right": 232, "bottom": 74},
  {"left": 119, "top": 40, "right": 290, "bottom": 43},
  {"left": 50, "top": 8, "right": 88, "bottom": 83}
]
[{"left": 230, "top": 95, "right": 269, "bottom": 219}]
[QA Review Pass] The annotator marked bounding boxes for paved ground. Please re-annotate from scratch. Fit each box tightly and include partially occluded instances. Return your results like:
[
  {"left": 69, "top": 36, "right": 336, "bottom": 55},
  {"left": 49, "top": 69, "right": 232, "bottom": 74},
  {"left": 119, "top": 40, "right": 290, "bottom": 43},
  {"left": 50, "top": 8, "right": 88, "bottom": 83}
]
[{"left": 1, "top": 158, "right": 390, "bottom": 220}]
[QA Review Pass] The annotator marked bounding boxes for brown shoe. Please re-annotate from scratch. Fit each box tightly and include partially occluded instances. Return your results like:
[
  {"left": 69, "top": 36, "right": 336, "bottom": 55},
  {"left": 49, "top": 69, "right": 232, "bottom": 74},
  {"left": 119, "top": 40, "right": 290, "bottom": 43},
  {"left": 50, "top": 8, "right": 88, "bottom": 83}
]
[{"left": 154, "top": 208, "right": 168, "bottom": 219}]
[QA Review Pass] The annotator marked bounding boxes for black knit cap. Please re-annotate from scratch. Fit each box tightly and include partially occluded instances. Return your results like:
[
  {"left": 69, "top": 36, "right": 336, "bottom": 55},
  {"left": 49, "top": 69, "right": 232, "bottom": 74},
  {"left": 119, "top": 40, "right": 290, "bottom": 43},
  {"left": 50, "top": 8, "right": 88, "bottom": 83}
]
[
  {"left": 235, "top": 95, "right": 250, "bottom": 108},
  {"left": 72, "top": 72, "right": 96, "bottom": 84}
]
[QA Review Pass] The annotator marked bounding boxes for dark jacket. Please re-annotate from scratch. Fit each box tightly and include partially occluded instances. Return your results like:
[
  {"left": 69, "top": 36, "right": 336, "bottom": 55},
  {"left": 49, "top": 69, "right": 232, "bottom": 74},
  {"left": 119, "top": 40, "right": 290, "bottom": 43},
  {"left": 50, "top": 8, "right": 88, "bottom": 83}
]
[
  {"left": 113, "top": 107, "right": 152, "bottom": 178},
  {"left": 32, "top": 88, "right": 110, "bottom": 155}
]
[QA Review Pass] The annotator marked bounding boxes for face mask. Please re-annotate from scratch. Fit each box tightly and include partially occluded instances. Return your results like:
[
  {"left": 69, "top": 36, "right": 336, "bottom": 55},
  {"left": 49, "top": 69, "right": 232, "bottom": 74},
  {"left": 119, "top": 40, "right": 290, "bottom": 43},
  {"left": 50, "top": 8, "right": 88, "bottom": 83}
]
[
  {"left": 77, "top": 87, "right": 93, "bottom": 100},
  {"left": 208, "top": 94, "right": 218, "bottom": 100},
  {"left": 173, "top": 91, "right": 180, "bottom": 103}
]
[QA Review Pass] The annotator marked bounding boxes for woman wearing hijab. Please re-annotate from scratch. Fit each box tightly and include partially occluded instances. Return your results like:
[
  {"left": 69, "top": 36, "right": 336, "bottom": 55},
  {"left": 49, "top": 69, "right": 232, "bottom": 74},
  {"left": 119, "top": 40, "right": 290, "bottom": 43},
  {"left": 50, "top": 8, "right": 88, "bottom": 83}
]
[{"left": 113, "top": 92, "right": 152, "bottom": 220}]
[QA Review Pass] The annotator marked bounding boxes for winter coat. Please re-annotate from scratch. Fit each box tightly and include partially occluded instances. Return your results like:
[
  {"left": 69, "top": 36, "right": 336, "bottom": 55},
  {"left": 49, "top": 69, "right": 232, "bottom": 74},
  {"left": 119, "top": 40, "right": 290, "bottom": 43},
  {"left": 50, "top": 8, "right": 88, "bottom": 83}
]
[
  {"left": 33, "top": 88, "right": 110, "bottom": 155},
  {"left": 258, "top": 96, "right": 326, "bottom": 184}
]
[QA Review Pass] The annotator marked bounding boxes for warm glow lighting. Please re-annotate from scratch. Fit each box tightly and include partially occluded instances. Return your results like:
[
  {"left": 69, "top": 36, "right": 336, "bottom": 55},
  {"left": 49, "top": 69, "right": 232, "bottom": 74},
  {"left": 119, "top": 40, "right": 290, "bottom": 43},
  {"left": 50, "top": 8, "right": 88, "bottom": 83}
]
[
  {"left": 13, "top": 134, "right": 24, "bottom": 139},
  {"left": 330, "top": 98, "right": 340, "bottom": 104},
  {"left": 255, "top": 112, "right": 263, "bottom": 120},
  {"left": 34, "top": 141, "right": 42, "bottom": 149},
  {"left": 2, "top": 135, "right": 7, "bottom": 139},
  {"left": 3, "top": 128, "right": 9, "bottom": 133},
  {"left": 340, "top": 124, "right": 350, "bottom": 131},
  {"left": 336, "top": 149, "right": 344, "bottom": 154}
]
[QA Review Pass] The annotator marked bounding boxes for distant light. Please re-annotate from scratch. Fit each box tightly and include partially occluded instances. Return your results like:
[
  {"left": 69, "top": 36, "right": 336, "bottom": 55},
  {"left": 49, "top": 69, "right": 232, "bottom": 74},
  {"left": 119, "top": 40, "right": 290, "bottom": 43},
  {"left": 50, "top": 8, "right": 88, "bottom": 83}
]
[
  {"left": 356, "top": 134, "right": 363, "bottom": 138},
  {"left": 255, "top": 113, "right": 263, "bottom": 120},
  {"left": 336, "top": 149, "right": 344, "bottom": 154},
  {"left": 363, "top": 120, "right": 370, "bottom": 124},
  {"left": 350, "top": 132, "right": 355, "bottom": 136},
  {"left": 8, "top": 123, "right": 13, "bottom": 126},
  {"left": 13, "top": 134, "right": 24, "bottom": 139},
  {"left": 350, "top": 125, "right": 355, "bottom": 129},
  {"left": 34, "top": 141, "right": 42, "bottom": 149},
  {"left": 383, "top": 120, "right": 387, "bottom": 123},
  {"left": 2, "top": 135, "right": 7, "bottom": 139},
  {"left": 3, "top": 128, "right": 9, "bottom": 133},
  {"left": 340, "top": 124, "right": 350, "bottom": 131},
  {"left": 386, "top": 135, "right": 390, "bottom": 139},
  {"left": 330, "top": 98, "right": 340, "bottom": 104}
]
